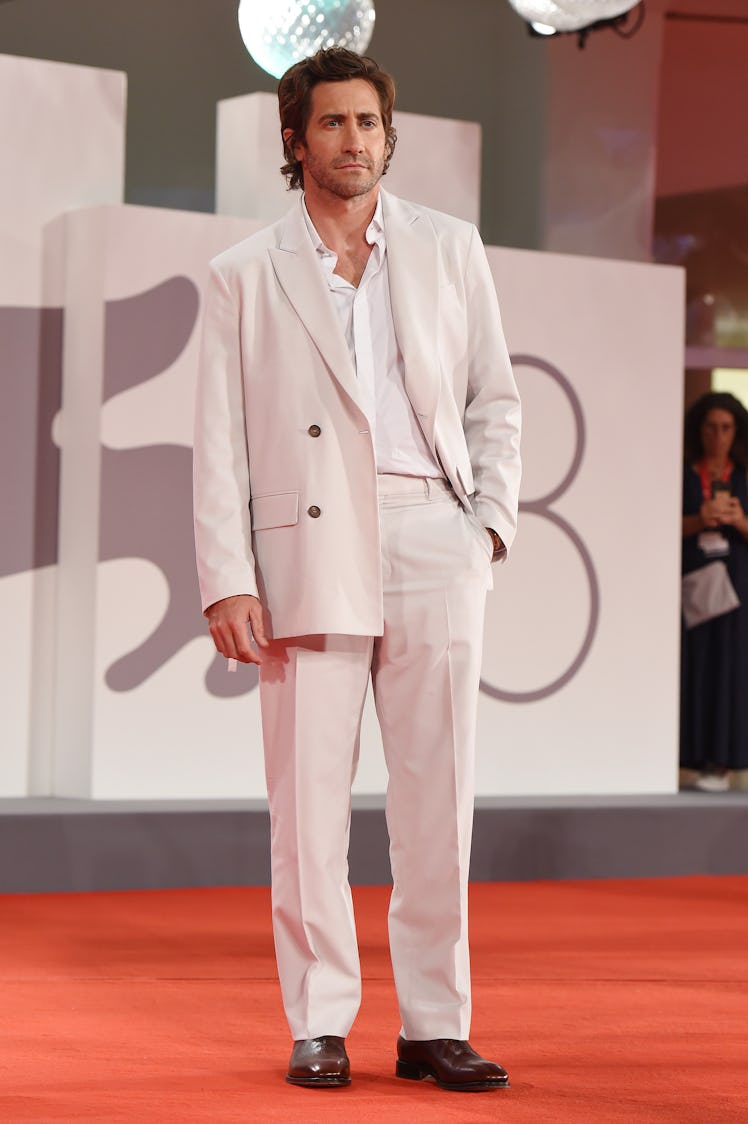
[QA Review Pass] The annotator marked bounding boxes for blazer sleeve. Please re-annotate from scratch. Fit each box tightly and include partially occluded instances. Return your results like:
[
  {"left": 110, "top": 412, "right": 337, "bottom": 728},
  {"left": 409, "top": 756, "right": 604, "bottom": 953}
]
[
  {"left": 462, "top": 226, "right": 522, "bottom": 555},
  {"left": 193, "top": 262, "right": 259, "bottom": 613}
]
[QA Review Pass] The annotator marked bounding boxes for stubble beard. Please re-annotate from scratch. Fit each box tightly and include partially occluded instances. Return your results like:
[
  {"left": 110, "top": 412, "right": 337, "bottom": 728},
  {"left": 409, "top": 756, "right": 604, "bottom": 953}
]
[{"left": 304, "top": 153, "right": 385, "bottom": 200}]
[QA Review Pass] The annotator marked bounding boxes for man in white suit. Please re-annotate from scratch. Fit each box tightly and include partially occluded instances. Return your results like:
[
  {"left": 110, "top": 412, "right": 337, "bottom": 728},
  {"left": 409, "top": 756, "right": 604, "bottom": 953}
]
[{"left": 193, "top": 48, "right": 521, "bottom": 1091}]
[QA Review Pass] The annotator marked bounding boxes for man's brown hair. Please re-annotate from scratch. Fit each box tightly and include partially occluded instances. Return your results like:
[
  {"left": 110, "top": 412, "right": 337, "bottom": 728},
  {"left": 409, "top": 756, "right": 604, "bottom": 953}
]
[{"left": 278, "top": 47, "right": 397, "bottom": 190}]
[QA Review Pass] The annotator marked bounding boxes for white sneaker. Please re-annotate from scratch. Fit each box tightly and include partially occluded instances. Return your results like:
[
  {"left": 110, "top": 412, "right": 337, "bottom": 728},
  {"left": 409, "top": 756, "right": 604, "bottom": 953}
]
[{"left": 694, "top": 772, "right": 730, "bottom": 793}]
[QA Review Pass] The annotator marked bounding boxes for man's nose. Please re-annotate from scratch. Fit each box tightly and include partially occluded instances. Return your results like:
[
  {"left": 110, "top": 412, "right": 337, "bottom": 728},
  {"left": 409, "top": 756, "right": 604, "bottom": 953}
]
[{"left": 342, "top": 128, "right": 364, "bottom": 151}]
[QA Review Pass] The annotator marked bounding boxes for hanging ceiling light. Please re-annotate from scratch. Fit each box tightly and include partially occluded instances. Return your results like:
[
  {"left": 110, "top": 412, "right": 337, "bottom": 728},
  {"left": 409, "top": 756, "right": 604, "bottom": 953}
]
[
  {"left": 507, "top": 1, "right": 641, "bottom": 34},
  {"left": 238, "top": 1, "right": 376, "bottom": 80}
]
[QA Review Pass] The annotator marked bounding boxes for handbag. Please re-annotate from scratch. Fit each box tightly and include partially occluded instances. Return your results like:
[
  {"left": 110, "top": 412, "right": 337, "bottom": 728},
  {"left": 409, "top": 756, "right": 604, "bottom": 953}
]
[{"left": 682, "top": 560, "right": 740, "bottom": 629}]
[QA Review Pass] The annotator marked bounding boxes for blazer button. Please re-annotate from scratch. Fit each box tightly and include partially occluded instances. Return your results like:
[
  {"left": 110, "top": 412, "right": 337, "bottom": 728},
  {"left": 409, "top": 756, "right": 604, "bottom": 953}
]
[
  {"left": 307, "top": 505, "right": 321, "bottom": 518},
  {"left": 308, "top": 424, "right": 321, "bottom": 437}
]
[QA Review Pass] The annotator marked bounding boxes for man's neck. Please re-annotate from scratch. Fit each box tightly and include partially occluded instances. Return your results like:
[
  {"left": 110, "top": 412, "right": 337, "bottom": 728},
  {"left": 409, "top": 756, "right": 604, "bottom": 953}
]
[{"left": 303, "top": 185, "right": 380, "bottom": 256}]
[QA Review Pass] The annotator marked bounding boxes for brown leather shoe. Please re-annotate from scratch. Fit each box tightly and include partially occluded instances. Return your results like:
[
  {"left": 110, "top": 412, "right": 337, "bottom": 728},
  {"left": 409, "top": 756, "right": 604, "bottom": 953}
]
[
  {"left": 286, "top": 1036, "right": 351, "bottom": 1087},
  {"left": 396, "top": 1036, "right": 510, "bottom": 1091}
]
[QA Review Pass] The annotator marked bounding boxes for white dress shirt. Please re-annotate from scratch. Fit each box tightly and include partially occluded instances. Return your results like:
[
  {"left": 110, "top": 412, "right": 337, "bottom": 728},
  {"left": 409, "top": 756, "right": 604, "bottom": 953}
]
[{"left": 302, "top": 194, "right": 443, "bottom": 478}]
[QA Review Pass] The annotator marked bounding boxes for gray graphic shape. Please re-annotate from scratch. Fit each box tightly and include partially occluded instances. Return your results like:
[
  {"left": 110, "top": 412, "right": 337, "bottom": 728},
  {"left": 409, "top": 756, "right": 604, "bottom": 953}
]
[
  {"left": 479, "top": 355, "right": 601, "bottom": 704},
  {"left": 0, "top": 306, "right": 62, "bottom": 577},
  {"left": 99, "top": 278, "right": 257, "bottom": 698}
]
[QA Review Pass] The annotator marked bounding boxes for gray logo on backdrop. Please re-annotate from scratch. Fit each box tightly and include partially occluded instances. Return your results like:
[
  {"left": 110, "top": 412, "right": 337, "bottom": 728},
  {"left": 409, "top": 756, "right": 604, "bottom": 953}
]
[
  {"left": 100, "top": 278, "right": 258, "bottom": 698},
  {"left": 3, "top": 309, "right": 596, "bottom": 705},
  {"left": 479, "top": 355, "right": 600, "bottom": 704},
  {"left": 1, "top": 278, "right": 256, "bottom": 700}
]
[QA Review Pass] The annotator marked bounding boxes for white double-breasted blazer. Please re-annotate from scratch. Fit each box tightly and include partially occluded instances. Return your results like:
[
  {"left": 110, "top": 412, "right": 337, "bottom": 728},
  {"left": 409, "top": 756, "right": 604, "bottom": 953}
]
[{"left": 193, "top": 189, "right": 521, "bottom": 638}]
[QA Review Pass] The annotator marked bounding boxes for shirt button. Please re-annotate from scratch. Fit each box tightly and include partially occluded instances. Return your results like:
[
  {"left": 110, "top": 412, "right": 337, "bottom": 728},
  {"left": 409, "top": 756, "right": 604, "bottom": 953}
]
[
  {"left": 307, "top": 505, "right": 321, "bottom": 518},
  {"left": 308, "top": 424, "right": 321, "bottom": 437}
]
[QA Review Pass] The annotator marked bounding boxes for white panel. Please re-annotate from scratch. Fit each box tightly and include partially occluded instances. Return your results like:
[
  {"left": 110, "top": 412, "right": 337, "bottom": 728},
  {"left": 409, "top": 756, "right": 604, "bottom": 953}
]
[
  {"left": 0, "top": 54, "right": 126, "bottom": 796},
  {"left": 49, "top": 205, "right": 266, "bottom": 798},
  {"left": 0, "top": 571, "right": 40, "bottom": 795},
  {"left": 92, "top": 561, "right": 264, "bottom": 799},
  {"left": 474, "top": 246, "right": 685, "bottom": 794},
  {"left": 216, "top": 92, "right": 481, "bottom": 225},
  {"left": 385, "top": 111, "right": 481, "bottom": 226},
  {"left": 216, "top": 92, "right": 289, "bottom": 223},
  {"left": 0, "top": 54, "right": 126, "bottom": 305}
]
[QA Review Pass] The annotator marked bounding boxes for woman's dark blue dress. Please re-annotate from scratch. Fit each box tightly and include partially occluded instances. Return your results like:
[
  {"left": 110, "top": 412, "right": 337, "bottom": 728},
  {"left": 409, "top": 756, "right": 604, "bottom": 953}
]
[{"left": 681, "top": 464, "right": 748, "bottom": 770}]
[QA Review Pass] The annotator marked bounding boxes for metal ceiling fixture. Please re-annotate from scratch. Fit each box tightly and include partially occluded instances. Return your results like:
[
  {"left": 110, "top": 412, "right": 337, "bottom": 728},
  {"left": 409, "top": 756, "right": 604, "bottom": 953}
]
[{"left": 507, "top": 1, "right": 644, "bottom": 44}]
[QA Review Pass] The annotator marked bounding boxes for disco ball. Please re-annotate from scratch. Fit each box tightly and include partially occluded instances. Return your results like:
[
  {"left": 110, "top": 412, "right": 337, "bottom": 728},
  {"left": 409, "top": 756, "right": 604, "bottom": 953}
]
[
  {"left": 238, "top": 0, "right": 376, "bottom": 80},
  {"left": 507, "top": 0, "right": 638, "bottom": 32}
]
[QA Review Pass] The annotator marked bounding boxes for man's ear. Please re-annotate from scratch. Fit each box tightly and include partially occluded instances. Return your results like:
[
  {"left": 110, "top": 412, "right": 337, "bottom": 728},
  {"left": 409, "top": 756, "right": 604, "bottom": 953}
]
[{"left": 282, "top": 128, "right": 301, "bottom": 160}]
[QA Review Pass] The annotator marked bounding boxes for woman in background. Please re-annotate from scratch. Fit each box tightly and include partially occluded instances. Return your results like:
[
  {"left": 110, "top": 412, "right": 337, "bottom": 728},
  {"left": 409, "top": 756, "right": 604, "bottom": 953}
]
[{"left": 681, "top": 392, "right": 748, "bottom": 791}]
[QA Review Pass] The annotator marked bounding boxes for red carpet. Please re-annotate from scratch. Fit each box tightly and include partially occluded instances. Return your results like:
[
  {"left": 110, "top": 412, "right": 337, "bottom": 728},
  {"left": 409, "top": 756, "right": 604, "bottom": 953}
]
[{"left": 1, "top": 876, "right": 747, "bottom": 1122}]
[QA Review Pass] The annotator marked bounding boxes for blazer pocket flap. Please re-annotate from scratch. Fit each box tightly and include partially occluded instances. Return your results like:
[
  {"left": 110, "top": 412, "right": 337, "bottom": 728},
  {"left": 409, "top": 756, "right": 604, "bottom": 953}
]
[{"left": 250, "top": 491, "right": 299, "bottom": 531}]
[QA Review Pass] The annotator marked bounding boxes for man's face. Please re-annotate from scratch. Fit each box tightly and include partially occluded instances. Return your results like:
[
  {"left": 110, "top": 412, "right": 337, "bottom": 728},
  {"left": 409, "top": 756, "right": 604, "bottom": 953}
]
[{"left": 288, "top": 78, "right": 387, "bottom": 200}]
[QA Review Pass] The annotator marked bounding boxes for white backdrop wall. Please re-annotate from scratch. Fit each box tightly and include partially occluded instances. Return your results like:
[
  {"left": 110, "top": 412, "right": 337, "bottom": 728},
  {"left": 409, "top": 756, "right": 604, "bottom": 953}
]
[
  {"left": 3, "top": 64, "right": 685, "bottom": 799},
  {"left": 47, "top": 205, "right": 684, "bottom": 799},
  {"left": 0, "top": 55, "right": 125, "bottom": 796},
  {"left": 477, "top": 247, "right": 684, "bottom": 793}
]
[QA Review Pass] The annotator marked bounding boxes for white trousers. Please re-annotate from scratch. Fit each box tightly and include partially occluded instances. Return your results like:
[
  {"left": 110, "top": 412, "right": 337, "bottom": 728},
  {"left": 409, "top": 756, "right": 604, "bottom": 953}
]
[{"left": 259, "top": 475, "right": 492, "bottom": 1041}]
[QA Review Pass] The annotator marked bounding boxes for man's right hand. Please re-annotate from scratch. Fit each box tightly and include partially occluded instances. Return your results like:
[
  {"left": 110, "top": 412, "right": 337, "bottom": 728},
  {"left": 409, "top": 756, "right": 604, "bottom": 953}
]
[{"left": 205, "top": 594, "right": 269, "bottom": 665}]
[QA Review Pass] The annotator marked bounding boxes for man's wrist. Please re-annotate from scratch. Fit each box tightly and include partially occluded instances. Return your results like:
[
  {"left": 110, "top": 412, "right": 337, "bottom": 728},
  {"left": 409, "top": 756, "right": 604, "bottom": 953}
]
[{"left": 486, "top": 527, "right": 506, "bottom": 562}]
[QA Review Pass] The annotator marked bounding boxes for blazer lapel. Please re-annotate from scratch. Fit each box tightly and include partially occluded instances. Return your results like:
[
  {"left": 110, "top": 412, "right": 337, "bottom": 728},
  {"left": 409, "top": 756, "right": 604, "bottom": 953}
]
[
  {"left": 381, "top": 190, "right": 441, "bottom": 453},
  {"left": 268, "top": 200, "right": 364, "bottom": 414}
]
